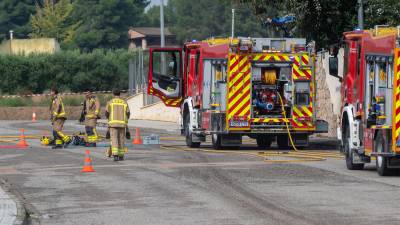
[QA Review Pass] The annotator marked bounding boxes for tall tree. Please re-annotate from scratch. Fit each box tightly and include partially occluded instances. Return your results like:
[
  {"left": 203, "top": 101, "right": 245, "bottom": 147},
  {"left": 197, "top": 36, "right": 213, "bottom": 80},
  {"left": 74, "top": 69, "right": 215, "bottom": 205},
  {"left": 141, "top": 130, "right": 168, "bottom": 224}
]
[
  {"left": 0, "top": 0, "right": 36, "bottom": 42},
  {"left": 364, "top": 0, "right": 400, "bottom": 27},
  {"left": 72, "top": 0, "right": 149, "bottom": 51},
  {"left": 29, "top": 0, "right": 80, "bottom": 45},
  {"left": 239, "top": 0, "right": 358, "bottom": 49},
  {"left": 146, "top": 0, "right": 266, "bottom": 44}
]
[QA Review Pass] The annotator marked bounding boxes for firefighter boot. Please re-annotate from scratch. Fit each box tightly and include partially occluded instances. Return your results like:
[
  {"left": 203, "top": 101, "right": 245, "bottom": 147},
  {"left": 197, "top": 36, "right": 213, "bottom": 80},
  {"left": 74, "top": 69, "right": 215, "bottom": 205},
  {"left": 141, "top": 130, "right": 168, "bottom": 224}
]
[
  {"left": 63, "top": 137, "right": 72, "bottom": 148},
  {"left": 52, "top": 139, "right": 63, "bottom": 149},
  {"left": 112, "top": 147, "right": 119, "bottom": 161}
]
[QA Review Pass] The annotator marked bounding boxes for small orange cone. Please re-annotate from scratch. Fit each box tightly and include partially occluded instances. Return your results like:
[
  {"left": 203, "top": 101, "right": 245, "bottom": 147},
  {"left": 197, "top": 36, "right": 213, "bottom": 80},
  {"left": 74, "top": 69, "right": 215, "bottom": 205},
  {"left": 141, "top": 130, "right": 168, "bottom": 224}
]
[
  {"left": 32, "top": 112, "right": 37, "bottom": 122},
  {"left": 17, "top": 128, "right": 28, "bottom": 148},
  {"left": 82, "top": 150, "right": 95, "bottom": 172},
  {"left": 133, "top": 128, "right": 143, "bottom": 145}
]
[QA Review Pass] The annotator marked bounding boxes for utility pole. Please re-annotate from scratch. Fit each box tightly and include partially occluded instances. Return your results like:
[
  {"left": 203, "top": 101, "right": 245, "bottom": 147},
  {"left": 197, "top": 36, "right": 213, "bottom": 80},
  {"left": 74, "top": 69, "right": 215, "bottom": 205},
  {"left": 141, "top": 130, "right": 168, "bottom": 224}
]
[
  {"left": 231, "top": 9, "right": 235, "bottom": 38},
  {"left": 160, "top": 0, "right": 166, "bottom": 78},
  {"left": 357, "top": 0, "right": 364, "bottom": 30},
  {"left": 160, "top": 0, "right": 165, "bottom": 47}
]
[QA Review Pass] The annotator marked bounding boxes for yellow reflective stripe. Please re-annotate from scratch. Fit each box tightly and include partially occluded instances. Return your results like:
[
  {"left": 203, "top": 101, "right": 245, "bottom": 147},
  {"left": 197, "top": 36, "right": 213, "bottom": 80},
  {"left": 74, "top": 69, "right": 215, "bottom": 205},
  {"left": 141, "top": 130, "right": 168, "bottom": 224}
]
[
  {"left": 111, "top": 147, "right": 119, "bottom": 154},
  {"left": 109, "top": 120, "right": 126, "bottom": 124},
  {"left": 123, "top": 104, "right": 127, "bottom": 121},
  {"left": 54, "top": 96, "right": 66, "bottom": 117},
  {"left": 109, "top": 102, "right": 127, "bottom": 124}
]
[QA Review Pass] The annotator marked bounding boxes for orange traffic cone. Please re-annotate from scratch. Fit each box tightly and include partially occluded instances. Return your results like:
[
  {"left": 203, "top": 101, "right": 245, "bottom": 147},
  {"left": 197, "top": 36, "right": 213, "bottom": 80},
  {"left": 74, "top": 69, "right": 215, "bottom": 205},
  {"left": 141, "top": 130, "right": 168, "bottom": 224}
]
[
  {"left": 82, "top": 150, "right": 95, "bottom": 172},
  {"left": 133, "top": 128, "right": 143, "bottom": 145},
  {"left": 32, "top": 112, "right": 37, "bottom": 122},
  {"left": 17, "top": 128, "right": 28, "bottom": 148}
]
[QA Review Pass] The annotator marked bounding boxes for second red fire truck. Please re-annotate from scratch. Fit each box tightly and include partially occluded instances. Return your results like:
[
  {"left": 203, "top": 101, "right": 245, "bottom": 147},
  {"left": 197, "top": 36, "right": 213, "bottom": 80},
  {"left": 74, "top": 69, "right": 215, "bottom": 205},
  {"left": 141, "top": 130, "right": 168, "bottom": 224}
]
[{"left": 329, "top": 26, "right": 400, "bottom": 175}]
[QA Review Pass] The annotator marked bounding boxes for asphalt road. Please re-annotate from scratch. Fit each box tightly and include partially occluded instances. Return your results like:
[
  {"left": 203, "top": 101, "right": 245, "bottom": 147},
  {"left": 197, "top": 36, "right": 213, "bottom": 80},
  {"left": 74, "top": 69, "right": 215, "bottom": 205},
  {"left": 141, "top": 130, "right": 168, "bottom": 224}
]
[{"left": 1, "top": 121, "right": 400, "bottom": 225}]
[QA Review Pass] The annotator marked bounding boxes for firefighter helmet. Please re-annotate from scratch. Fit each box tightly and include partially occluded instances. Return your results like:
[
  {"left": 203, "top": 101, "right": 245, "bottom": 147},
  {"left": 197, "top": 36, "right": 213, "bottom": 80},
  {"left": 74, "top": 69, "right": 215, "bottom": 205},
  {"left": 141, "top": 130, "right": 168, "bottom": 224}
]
[{"left": 40, "top": 136, "right": 50, "bottom": 145}]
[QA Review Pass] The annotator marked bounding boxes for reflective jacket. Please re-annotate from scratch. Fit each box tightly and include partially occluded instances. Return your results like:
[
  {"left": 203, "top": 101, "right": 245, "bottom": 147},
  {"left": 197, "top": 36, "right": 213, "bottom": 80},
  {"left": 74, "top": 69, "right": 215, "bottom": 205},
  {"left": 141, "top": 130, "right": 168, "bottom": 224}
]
[
  {"left": 50, "top": 95, "right": 66, "bottom": 120},
  {"left": 106, "top": 97, "right": 130, "bottom": 128},
  {"left": 85, "top": 96, "right": 100, "bottom": 119}
]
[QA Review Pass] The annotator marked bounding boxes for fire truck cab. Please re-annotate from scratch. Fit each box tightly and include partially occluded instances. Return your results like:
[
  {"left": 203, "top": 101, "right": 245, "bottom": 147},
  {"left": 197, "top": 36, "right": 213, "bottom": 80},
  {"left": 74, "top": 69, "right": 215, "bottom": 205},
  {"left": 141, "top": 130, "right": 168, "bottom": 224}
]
[
  {"left": 148, "top": 37, "right": 328, "bottom": 149},
  {"left": 329, "top": 26, "right": 400, "bottom": 175}
]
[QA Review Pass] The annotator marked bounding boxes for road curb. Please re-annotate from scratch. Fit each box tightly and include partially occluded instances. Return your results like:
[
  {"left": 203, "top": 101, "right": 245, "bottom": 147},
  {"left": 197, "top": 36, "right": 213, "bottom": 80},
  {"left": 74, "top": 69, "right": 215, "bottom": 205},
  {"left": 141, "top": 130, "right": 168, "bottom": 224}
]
[{"left": 0, "top": 178, "right": 40, "bottom": 225}]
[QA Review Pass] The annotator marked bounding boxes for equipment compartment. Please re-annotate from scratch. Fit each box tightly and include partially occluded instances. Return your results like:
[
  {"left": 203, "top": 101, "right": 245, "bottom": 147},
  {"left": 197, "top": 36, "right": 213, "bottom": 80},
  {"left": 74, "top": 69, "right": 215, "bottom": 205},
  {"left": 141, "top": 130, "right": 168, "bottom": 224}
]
[{"left": 251, "top": 65, "right": 292, "bottom": 118}]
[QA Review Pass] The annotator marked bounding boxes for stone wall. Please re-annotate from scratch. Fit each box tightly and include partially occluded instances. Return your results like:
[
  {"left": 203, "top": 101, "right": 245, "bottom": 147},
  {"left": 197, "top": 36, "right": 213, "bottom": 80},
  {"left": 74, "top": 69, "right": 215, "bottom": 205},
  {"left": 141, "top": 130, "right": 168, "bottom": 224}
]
[{"left": 315, "top": 51, "right": 343, "bottom": 137}]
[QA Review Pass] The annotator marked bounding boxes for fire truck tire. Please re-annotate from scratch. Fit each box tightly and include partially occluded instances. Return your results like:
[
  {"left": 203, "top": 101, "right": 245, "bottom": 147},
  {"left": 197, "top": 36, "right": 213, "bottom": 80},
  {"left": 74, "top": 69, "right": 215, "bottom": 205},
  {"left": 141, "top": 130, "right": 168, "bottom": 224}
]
[
  {"left": 277, "top": 134, "right": 289, "bottom": 149},
  {"left": 256, "top": 136, "right": 272, "bottom": 149},
  {"left": 344, "top": 126, "right": 364, "bottom": 170},
  {"left": 212, "top": 134, "right": 223, "bottom": 150},
  {"left": 375, "top": 132, "right": 391, "bottom": 176},
  {"left": 184, "top": 114, "right": 200, "bottom": 148}
]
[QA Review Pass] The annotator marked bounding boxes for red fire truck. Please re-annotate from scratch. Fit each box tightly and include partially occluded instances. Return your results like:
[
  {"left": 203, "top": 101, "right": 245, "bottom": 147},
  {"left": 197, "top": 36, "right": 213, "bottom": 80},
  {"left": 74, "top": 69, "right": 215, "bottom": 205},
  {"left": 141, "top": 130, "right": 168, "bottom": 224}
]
[
  {"left": 148, "top": 37, "right": 328, "bottom": 149},
  {"left": 329, "top": 26, "right": 400, "bottom": 175}
]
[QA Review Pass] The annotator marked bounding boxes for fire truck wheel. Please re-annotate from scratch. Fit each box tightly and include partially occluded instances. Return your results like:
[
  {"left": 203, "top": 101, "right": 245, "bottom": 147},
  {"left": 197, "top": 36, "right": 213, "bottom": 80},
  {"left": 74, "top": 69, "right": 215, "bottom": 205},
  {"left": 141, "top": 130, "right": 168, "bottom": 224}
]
[
  {"left": 344, "top": 126, "right": 364, "bottom": 170},
  {"left": 184, "top": 114, "right": 200, "bottom": 148},
  {"left": 375, "top": 132, "right": 391, "bottom": 176},
  {"left": 212, "top": 134, "right": 223, "bottom": 150},
  {"left": 277, "top": 134, "right": 289, "bottom": 149},
  {"left": 256, "top": 136, "right": 272, "bottom": 149}
]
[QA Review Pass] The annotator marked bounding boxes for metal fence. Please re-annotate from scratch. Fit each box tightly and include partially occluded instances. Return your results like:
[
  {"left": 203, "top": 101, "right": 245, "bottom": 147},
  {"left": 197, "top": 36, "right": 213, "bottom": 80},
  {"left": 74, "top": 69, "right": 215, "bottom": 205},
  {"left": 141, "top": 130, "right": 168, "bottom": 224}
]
[{"left": 128, "top": 49, "right": 160, "bottom": 106}]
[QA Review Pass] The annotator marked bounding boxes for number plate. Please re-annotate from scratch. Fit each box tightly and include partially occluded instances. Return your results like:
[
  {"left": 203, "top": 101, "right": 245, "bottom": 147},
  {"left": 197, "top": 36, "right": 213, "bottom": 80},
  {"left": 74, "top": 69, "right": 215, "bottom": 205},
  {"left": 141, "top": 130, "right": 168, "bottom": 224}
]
[{"left": 230, "top": 120, "right": 249, "bottom": 127}]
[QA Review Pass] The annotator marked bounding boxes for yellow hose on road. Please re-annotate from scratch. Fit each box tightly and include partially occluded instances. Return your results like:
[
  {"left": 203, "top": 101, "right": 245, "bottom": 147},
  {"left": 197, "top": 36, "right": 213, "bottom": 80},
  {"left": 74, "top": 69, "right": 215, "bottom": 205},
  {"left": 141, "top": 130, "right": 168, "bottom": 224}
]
[
  {"left": 0, "top": 139, "right": 19, "bottom": 143},
  {"left": 277, "top": 92, "right": 298, "bottom": 152},
  {"left": 160, "top": 144, "right": 327, "bottom": 163}
]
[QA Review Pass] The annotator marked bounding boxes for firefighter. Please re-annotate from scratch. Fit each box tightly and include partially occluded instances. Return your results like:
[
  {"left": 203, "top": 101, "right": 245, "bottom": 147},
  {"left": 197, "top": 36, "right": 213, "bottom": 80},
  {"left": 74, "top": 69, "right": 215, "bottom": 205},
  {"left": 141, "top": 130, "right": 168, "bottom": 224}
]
[
  {"left": 105, "top": 89, "right": 130, "bottom": 161},
  {"left": 50, "top": 87, "right": 71, "bottom": 149},
  {"left": 83, "top": 90, "right": 100, "bottom": 147}
]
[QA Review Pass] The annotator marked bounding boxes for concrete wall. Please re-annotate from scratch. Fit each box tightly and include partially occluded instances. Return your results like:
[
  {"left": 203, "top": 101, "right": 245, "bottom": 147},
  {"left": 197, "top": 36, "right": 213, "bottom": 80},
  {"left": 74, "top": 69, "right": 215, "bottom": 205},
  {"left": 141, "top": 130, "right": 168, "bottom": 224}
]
[
  {"left": 315, "top": 50, "right": 344, "bottom": 137},
  {"left": 127, "top": 92, "right": 180, "bottom": 123},
  {"left": 0, "top": 38, "right": 60, "bottom": 55}
]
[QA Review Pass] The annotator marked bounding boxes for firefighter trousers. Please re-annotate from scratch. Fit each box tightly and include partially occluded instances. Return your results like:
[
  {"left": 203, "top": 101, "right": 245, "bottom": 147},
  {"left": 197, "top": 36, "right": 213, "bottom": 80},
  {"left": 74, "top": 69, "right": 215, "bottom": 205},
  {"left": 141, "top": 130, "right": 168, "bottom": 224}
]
[
  {"left": 85, "top": 118, "right": 98, "bottom": 143},
  {"left": 52, "top": 118, "right": 70, "bottom": 146},
  {"left": 110, "top": 127, "right": 125, "bottom": 156}
]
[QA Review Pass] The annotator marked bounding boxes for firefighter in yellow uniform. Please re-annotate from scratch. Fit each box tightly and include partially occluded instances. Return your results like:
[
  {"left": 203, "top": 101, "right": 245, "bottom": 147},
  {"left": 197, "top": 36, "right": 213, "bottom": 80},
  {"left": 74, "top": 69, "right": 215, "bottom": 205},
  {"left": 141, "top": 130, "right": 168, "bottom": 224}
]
[
  {"left": 84, "top": 91, "right": 100, "bottom": 147},
  {"left": 50, "top": 88, "right": 71, "bottom": 149},
  {"left": 105, "top": 89, "right": 130, "bottom": 161}
]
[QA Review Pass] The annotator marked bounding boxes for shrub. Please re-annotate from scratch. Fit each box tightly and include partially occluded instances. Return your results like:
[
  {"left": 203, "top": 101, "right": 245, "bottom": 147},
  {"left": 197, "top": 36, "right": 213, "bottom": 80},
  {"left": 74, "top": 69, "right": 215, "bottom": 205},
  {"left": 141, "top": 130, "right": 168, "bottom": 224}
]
[
  {"left": 0, "top": 49, "right": 137, "bottom": 95},
  {"left": 0, "top": 97, "right": 33, "bottom": 107}
]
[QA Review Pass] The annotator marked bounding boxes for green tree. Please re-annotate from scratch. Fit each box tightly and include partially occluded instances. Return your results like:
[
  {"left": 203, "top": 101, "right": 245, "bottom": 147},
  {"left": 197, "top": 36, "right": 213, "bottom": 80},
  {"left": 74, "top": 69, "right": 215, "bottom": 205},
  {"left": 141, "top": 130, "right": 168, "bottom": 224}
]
[
  {"left": 239, "top": 0, "right": 358, "bottom": 49},
  {"left": 0, "top": 49, "right": 135, "bottom": 94},
  {"left": 0, "top": 0, "right": 36, "bottom": 42},
  {"left": 29, "top": 0, "right": 80, "bottom": 45},
  {"left": 365, "top": 0, "right": 400, "bottom": 27},
  {"left": 146, "top": 0, "right": 266, "bottom": 44},
  {"left": 72, "top": 0, "right": 149, "bottom": 50}
]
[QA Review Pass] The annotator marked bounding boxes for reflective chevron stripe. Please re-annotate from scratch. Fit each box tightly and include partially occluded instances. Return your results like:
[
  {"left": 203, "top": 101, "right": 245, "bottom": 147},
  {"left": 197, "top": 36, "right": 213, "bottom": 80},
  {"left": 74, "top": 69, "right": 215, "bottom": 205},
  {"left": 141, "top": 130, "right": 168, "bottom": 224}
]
[
  {"left": 227, "top": 54, "right": 251, "bottom": 130},
  {"left": 393, "top": 49, "right": 400, "bottom": 151},
  {"left": 251, "top": 53, "right": 312, "bottom": 80},
  {"left": 148, "top": 86, "right": 182, "bottom": 107},
  {"left": 250, "top": 118, "right": 289, "bottom": 123}
]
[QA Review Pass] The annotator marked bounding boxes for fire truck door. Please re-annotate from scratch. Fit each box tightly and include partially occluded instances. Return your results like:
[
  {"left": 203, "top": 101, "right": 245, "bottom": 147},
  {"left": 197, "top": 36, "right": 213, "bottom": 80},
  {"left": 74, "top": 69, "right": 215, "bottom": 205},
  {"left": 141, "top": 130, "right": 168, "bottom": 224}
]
[
  {"left": 148, "top": 47, "right": 183, "bottom": 107},
  {"left": 187, "top": 49, "right": 201, "bottom": 105}
]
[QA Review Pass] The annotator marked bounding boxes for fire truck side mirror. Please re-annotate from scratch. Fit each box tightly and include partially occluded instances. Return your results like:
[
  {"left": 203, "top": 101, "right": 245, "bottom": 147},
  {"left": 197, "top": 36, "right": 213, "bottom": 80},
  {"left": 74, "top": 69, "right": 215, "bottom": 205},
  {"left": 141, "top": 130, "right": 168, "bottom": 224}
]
[{"left": 328, "top": 57, "right": 339, "bottom": 78}]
